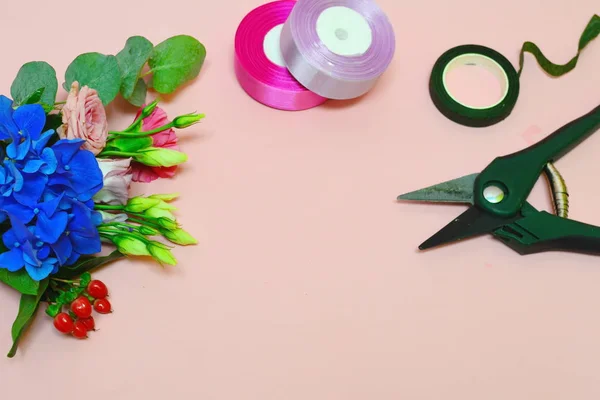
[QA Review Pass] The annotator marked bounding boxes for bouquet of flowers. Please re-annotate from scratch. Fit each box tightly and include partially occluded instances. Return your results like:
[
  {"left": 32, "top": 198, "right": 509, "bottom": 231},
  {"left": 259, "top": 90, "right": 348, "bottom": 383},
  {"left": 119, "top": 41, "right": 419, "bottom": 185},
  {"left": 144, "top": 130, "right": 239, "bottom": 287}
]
[{"left": 0, "top": 34, "right": 206, "bottom": 357}]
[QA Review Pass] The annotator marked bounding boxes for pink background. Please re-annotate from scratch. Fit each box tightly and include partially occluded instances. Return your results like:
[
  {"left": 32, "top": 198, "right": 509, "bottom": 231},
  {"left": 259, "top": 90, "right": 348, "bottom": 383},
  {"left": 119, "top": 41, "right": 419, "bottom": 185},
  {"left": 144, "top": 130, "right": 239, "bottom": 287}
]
[{"left": 2, "top": 0, "right": 600, "bottom": 398}]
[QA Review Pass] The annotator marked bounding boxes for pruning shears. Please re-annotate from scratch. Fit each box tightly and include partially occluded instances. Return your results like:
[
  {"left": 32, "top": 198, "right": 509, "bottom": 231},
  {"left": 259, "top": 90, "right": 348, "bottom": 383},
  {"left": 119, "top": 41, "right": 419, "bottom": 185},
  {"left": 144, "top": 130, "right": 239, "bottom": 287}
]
[{"left": 397, "top": 104, "right": 600, "bottom": 255}]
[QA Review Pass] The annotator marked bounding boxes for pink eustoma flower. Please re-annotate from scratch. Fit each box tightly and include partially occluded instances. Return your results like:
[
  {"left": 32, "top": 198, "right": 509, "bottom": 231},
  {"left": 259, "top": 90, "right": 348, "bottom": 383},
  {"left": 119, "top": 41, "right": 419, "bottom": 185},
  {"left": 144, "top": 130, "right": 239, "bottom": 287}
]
[{"left": 131, "top": 106, "right": 179, "bottom": 183}]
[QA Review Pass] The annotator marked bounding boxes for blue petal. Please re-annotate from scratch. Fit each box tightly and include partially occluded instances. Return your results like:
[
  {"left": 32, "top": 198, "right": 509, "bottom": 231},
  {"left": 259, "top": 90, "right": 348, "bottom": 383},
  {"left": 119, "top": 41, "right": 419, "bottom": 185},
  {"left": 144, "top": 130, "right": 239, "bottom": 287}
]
[
  {"left": 40, "top": 148, "right": 57, "bottom": 174},
  {"left": 23, "top": 159, "right": 45, "bottom": 173},
  {"left": 6, "top": 213, "right": 33, "bottom": 242},
  {"left": 7, "top": 134, "right": 31, "bottom": 160},
  {"left": 63, "top": 150, "right": 103, "bottom": 199},
  {"left": 36, "top": 210, "right": 68, "bottom": 244},
  {"left": 91, "top": 211, "right": 103, "bottom": 226},
  {"left": 6, "top": 162, "right": 23, "bottom": 192},
  {"left": 39, "top": 192, "right": 64, "bottom": 217},
  {"left": 1, "top": 198, "right": 35, "bottom": 224},
  {"left": 37, "top": 245, "right": 51, "bottom": 260},
  {"left": 13, "top": 104, "right": 45, "bottom": 140},
  {"left": 13, "top": 173, "right": 47, "bottom": 206},
  {"left": 25, "top": 259, "right": 54, "bottom": 281},
  {"left": 34, "top": 130, "right": 56, "bottom": 153},
  {"left": 0, "top": 96, "right": 17, "bottom": 139},
  {"left": 69, "top": 231, "right": 101, "bottom": 255},
  {"left": 51, "top": 139, "right": 85, "bottom": 165},
  {"left": 2, "top": 229, "right": 18, "bottom": 248},
  {"left": 0, "top": 248, "right": 24, "bottom": 272},
  {"left": 21, "top": 242, "right": 39, "bottom": 268},
  {"left": 66, "top": 251, "right": 80, "bottom": 266},
  {"left": 68, "top": 202, "right": 97, "bottom": 236},
  {"left": 51, "top": 235, "right": 72, "bottom": 265}
]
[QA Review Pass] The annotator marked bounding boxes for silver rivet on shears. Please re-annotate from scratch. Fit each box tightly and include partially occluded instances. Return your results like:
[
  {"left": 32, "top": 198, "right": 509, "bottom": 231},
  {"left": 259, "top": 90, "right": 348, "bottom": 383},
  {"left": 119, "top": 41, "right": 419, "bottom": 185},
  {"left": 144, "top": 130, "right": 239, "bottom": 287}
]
[{"left": 483, "top": 185, "right": 505, "bottom": 203}]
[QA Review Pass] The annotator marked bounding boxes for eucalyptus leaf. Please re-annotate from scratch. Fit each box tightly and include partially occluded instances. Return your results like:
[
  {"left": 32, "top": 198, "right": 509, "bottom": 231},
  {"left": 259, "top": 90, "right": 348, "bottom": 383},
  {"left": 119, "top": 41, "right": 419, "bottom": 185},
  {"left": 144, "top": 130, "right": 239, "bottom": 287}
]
[
  {"left": 64, "top": 53, "right": 122, "bottom": 105},
  {"left": 148, "top": 35, "right": 206, "bottom": 94},
  {"left": 23, "top": 88, "right": 45, "bottom": 105},
  {"left": 116, "top": 36, "right": 153, "bottom": 99},
  {"left": 10, "top": 61, "right": 58, "bottom": 107},
  {"left": 53, "top": 250, "right": 125, "bottom": 280},
  {"left": 7, "top": 278, "right": 49, "bottom": 358},
  {"left": 0, "top": 269, "right": 39, "bottom": 296},
  {"left": 126, "top": 78, "right": 147, "bottom": 107}
]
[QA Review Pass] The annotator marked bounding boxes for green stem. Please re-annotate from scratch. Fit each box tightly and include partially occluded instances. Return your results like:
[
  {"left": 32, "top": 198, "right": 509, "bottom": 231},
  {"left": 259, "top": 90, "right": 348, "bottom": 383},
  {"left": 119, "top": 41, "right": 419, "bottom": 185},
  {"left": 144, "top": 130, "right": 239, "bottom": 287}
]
[
  {"left": 140, "top": 69, "right": 153, "bottom": 78},
  {"left": 98, "top": 227, "right": 151, "bottom": 244},
  {"left": 50, "top": 278, "right": 76, "bottom": 284},
  {"left": 94, "top": 204, "right": 125, "bottom": 211},
  {"left": 98, "top": 151, "right": 138, "bottom": 158},
  {"left": 108, "top": 122, "right": 174, "bottom": 138}
]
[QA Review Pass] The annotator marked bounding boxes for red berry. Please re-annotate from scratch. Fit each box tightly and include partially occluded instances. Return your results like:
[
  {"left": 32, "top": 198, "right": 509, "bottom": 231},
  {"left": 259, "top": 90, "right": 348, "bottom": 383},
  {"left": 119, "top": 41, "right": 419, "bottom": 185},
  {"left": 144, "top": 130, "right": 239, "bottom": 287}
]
[
  {"left": 72, "top": 321, "right": 88, "bottom": 339},
  {"left": 80, "top": 317, "right": 95, "bottom": 331},
  {"left": 53, "top": 313, "right": 74, "bottom": 334},
  {"left": 71, "top": 296, "right": 93, "bottom": 318},
  {"left": 87, "top": 280, "right": 108, "bottom": 299},
  {"left": 93, "top": 298, "right": 112, "bottom": 314}
]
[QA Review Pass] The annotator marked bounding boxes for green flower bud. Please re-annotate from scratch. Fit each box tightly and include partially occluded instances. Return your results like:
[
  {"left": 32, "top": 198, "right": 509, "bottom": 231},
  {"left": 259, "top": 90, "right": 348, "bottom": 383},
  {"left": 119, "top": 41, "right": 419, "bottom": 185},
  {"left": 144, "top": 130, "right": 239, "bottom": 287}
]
[
  {"left": 145, "top": 206, "right": 175, "bottom": 220},
  {"left": 45, "top": 303, "right": 61, "bottom": 318},
  {"left": 149, "top": 193, "right": 179, "bottom": 201},
  {"left": 139, "top": 226, "right": 159, "bottom": 236},
  {"left": 141, "top": 99, "right": 160, "bottom": 119},
  {"left": 148, "top": 241, "right": 177, "bottom": 265},
  {"left": 113, "top": 235, "right": 151, "bottom": 256},
  {"left": 162, "top": 227, "right": 198, "bottom": 245},
  {"left": 126, "top": 196, "right": 161, "bottom": 213},
  {"left": 156, "top": 217, "right": 178, "bottom": 230},
  {"left": 173, "top": 113, "right": 205, "bottom": 128},
  {"left": 133, "top": 148, "right": 188, "bottom": 167}
]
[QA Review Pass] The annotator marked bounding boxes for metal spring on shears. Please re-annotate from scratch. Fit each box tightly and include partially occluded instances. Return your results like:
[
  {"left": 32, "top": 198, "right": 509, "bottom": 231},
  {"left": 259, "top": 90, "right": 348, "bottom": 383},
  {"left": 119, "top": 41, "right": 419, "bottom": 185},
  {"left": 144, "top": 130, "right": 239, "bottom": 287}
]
[{"left": 543, "top": 162, "right": 569, "bottom": 218}]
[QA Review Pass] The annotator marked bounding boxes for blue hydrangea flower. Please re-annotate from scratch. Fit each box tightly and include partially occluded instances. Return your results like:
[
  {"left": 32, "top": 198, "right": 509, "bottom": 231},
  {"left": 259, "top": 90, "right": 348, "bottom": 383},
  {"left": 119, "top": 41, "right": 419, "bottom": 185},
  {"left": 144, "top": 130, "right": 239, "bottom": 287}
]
[{"left": 0, "top": 96, "right": 104, "bottom": 281}]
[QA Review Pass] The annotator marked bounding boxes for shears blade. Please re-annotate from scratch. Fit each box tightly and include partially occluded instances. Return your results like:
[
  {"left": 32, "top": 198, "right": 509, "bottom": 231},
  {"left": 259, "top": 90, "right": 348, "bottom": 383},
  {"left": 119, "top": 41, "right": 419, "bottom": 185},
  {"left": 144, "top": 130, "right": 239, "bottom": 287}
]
[
  {"left": 397, "top": 173, "right": 478, "bottom": 204},
  {"left": 418, "top": 205, "right": 523, "bottom": 250}
]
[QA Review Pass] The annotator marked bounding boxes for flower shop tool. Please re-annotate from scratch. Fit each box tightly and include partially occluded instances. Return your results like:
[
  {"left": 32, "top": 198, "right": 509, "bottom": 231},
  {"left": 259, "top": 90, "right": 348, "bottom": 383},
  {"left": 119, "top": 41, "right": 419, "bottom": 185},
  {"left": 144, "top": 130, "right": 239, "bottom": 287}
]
[
  {"left": 397, "top": 103, "right": 600, "bottom": 255},
  {"left": 428, "top": 14, "right": 600, "bottom": 127}
]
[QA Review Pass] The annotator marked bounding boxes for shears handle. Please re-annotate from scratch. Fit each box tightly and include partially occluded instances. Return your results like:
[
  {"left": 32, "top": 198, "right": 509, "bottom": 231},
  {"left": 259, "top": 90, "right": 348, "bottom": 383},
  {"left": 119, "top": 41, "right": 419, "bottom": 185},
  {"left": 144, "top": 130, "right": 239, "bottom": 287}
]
[
  {"left": 474, "top": 104, "right": 600, "bottom": 218},
  {"left": 494, "top": 209, "right": 600, "bottom": 255}
]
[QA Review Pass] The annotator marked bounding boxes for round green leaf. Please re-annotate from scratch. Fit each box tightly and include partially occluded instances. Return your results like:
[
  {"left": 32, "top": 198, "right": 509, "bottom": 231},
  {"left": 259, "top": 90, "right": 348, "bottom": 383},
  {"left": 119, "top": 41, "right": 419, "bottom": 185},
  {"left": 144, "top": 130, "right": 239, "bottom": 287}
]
[
  {"left": 64, "top": 52, "right": 122, "bottom": 105},
  {"left": 10, "top": 61, "right": 58, "bottom": 107},
  {"left": 148, "top": 35, "right": 206, "bottom": 94},
  {"left": 116, "top": 36, "right": 153, "bottom": 99}
]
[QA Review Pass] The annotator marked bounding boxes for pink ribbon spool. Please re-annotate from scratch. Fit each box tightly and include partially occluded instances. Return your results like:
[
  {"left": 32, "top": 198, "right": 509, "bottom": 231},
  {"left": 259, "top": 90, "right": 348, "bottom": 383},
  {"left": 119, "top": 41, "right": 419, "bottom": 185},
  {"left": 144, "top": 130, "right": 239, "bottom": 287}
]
[{"left": 234, "top": 0, "right": 327, "bottom": 111}]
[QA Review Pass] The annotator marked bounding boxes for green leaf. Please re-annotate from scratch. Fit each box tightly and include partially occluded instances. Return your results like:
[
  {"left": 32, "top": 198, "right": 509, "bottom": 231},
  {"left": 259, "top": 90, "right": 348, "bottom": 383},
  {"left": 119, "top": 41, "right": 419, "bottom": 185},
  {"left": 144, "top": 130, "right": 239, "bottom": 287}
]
[
  {"left": 148, "top": 35, "right": 206, "bottom": 94},
  {"left": 53, "top": 250, "right": 124, "bottom": 280},
  {"left": 64, "top": 53, "right": 122, "bottom": 105},
  {"left": 10, "top": 61, "right": 58, "bottom": 107},
  {"left": 116, "top": 36, "right": 153, "bottom": 99},
  {"left": 23, "top": 88, "right": 45, "bottom": 105},
  {"left": 126, "top": 78, "right": 147, "bottom": 107},
  {"left": 7, "top": 278, "right": 49, "bottom": 358},
  {"left": 0, "top": 269, "right": 39, "bottom": 296}
]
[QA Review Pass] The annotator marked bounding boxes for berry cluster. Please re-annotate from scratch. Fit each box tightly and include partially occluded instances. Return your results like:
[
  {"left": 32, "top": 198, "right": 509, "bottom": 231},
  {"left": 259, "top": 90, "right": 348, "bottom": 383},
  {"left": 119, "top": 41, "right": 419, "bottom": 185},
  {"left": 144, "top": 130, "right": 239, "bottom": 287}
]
[{"left": 46, "top": 273, "right": 112, "bottom": 339}]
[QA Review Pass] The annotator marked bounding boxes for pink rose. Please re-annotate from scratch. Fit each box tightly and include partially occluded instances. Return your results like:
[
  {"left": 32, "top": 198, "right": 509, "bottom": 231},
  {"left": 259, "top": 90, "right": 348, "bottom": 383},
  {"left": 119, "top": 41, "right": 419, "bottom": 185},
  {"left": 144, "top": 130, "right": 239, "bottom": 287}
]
[
  {"left": 93, "top": 158, "right": 133, "bottom": 205},
  {"left": 58, "top": 81, "right": 108, "bottom": 155},
  {"left": 131, "top": 106, "right": 179, "bottom": 183}
]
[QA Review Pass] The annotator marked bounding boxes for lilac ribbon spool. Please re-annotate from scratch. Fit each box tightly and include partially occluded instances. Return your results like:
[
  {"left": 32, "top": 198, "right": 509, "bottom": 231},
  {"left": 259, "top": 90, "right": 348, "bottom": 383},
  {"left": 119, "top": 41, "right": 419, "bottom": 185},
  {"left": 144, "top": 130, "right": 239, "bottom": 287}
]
[
  {"left": 234, "top": 0, "right": 327, "bottom": 111},
  {"left": 280, "top": 0, "right": 395, "bottom": 100}
]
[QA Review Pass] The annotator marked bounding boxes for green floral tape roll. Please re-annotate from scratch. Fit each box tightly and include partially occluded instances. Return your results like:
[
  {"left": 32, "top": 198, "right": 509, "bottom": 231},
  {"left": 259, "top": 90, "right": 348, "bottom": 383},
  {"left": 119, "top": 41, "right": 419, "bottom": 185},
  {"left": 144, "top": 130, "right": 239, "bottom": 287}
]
[
  {"left": 429, "top": 14, "right": 600, "bottom": 128},
  {"left": 429, "top": 44, "right": 520, "bottom": 128}
]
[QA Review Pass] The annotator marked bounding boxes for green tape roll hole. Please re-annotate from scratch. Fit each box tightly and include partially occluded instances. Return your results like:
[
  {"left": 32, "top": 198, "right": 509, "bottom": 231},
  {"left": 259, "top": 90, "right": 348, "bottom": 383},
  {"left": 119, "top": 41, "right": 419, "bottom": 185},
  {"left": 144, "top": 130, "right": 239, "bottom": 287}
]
[{"left": 429, "top": 44, "right": 520, "bottom": 128}]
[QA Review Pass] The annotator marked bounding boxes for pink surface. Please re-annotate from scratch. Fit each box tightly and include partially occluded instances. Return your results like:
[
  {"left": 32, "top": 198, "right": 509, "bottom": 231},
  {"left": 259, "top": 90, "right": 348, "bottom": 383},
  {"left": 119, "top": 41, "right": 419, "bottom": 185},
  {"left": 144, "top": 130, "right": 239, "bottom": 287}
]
[{"left": 1, "top": 0, "right": 600, "bottom": 399}]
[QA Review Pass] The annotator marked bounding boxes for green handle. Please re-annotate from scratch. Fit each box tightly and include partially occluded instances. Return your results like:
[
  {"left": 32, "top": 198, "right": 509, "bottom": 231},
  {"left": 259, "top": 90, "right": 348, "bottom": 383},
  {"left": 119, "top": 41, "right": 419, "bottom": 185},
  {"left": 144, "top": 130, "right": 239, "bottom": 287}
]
[{"left": 474, "top": 103, "right": 600, "bottom": 217}]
